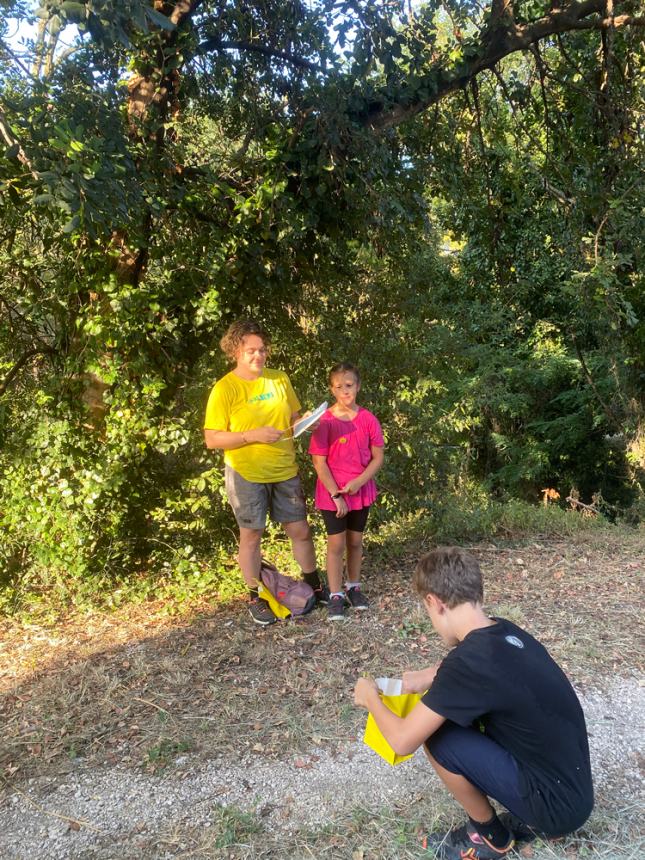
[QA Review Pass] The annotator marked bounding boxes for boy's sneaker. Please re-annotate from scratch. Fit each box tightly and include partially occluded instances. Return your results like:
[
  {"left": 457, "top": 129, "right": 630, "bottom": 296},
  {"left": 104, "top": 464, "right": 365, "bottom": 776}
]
[
  {"left": 426, "top": 823, "right": 514, "bottom": 859},
  {"left": 248, "top": 597, "right": 277, "bottom": 626},
  {"left": 497, "top": 813, "right": 538, "bottom": 844},
  {"left": 313, "top": 584, "right": 330, "bottom": 606},
  {"left": 345, "top": 585, "right": 369, "bottom": 610},
  {"left": 327, "top": 594, "right": 347, "bottom": 622}
]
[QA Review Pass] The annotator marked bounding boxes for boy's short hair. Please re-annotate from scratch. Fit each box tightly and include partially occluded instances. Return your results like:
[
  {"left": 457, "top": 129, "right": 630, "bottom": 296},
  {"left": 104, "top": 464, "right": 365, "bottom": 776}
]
[
  {"left": 220, "top": 319, "right": 271, "bottom": 361},
  {"left": 329, "top": 362, "right": 361, "bottom": 385},
  {"left": 413, "top": 547, "right": 483, "bottom": 608}
]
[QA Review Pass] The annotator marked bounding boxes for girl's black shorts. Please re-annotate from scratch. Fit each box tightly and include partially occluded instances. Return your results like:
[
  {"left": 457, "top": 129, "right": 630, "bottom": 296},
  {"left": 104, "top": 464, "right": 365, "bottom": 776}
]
[{"left": 320, "top": 505, "right": 370, "bottom": 535}]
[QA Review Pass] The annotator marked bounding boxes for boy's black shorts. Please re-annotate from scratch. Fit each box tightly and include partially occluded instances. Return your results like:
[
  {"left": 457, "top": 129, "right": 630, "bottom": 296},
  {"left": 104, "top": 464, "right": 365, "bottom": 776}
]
[
  {"left": 426, "top": 722, "right": 536, "bottom": 828},
  {"left": 320, "top": 506, "right": 370, "bottom": 535}
]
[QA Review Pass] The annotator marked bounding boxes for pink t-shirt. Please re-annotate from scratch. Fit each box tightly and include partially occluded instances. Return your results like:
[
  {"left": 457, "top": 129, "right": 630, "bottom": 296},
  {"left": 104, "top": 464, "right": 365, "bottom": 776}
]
[{"left": 308, "top": 407, "right": 384, "bottom": 511}]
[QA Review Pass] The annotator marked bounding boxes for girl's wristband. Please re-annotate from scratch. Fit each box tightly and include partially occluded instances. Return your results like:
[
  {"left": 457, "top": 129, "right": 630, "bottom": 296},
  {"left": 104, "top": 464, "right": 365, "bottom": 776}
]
[{"left": 331, "top": 492, "right": 342, "bottom": 500}]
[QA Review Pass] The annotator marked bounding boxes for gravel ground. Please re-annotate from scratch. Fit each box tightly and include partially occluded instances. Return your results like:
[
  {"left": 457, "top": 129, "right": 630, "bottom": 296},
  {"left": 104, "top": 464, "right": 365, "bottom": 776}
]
[{"left": 0, "top": 676, "right": 643, "bottom": 859}]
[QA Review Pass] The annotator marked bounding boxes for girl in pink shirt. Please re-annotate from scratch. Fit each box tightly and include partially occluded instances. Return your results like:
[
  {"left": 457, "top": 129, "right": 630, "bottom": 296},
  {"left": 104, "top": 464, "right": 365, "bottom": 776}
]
[{"left": 309, "top": 363, "right": 384, "bottom": 621}]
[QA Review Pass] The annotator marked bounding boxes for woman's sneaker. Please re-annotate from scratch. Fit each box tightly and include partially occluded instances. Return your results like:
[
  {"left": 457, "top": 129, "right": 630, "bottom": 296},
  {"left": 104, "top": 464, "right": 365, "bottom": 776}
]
[
  {"left": 248, "top": 597, "right": 277, "bottom": 626},
  {"left": 346, "top": 586, "right": 369, "bottom": 610},
  {"left": 327, "top": 594, "right": 346, "bottom": 622},
  {"left": 313, "top": 584, "right": 330, "bottom": 606}
]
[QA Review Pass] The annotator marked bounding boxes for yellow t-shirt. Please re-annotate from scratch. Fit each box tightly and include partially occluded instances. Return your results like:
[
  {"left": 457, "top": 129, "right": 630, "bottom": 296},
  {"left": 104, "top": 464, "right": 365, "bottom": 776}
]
[{"left": 203, "top": 368, "right": 301, "bottom": 483}]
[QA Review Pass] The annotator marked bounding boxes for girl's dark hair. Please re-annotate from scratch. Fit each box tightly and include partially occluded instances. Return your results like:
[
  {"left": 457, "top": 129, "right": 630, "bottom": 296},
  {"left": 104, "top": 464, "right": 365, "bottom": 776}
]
[
  {"left": 220, "top": 319, "right": 271, "bottom": 361},
  {"left": 413, "top": 547, "right": 484, "bottom": 608},
  {"left": 328, "top": 362, "right": 361, "bottom": 385}
]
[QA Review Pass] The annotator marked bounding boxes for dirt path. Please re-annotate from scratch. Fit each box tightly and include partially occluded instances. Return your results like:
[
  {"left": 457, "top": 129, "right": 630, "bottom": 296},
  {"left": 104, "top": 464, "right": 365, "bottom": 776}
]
[
  {"left": 0, "top": 675, "right": 643, "bottom": 859},
  {"left": 1, "top": 531, "right": 643, "bottom": 858}
]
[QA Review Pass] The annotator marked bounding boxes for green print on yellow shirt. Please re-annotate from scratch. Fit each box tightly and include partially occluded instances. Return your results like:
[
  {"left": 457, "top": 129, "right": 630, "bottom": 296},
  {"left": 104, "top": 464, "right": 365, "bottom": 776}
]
[{"left": 248, "top": 391, "right": 275, "bottom": 404}]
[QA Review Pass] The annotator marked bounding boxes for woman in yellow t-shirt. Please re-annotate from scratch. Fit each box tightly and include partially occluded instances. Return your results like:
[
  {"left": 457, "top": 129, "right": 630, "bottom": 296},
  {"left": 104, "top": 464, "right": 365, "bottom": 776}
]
[{"left": 204, "top": 319, "right": 327, "bottom": 625}]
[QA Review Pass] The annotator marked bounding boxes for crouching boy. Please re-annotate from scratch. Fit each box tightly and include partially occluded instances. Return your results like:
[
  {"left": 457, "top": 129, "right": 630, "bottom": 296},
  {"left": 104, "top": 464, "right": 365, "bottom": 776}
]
[{"left": 354, "top": 547, "right": 593, "bottom": 860}]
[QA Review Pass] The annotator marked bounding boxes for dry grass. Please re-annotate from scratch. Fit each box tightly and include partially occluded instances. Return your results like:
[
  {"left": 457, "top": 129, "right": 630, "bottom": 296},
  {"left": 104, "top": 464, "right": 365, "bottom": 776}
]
[
  {"left": 0, "top": 526, "right": 643, "bottom": 858},
  {"left": 70, "top": 796, "right": 644, "bottom": 859},
  {"left": 0, "top": 528, "right": 643, "bottom": 780}
]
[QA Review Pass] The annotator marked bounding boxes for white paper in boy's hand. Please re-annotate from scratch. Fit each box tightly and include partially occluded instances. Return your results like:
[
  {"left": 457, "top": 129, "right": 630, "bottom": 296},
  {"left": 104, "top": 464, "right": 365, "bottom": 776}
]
[
  {"left": 376, "top": 677, "right": 403, "bottom": 696},
  {"left": 292, "top": 401, "right": 328, "bottom": 438}
]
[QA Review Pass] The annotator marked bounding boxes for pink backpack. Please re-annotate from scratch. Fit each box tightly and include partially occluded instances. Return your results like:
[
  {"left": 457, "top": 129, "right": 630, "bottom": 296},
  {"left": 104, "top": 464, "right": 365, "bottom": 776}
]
[{"left": 259, "top": 560, "right": 316, "bottom": 617}]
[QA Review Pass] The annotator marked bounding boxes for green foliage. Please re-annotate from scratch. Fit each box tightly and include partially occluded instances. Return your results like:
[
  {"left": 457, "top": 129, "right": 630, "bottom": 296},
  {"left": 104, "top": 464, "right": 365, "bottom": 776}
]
[
  {"left": 0, "top": 0, "right": 642, "bottom": 614},
  {"left": 367, "top": 490, "right": 608, "bottom": 559},
  {"left": 210, "top": 805, "right": 263, "bottom": 850},
  {"left": 145, "top": 737, "right": 192, "bottom": 770}
]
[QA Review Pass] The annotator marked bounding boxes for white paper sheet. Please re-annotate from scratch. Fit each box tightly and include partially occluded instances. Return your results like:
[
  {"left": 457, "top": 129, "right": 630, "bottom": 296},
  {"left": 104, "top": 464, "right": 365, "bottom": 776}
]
[
  {"left": 375, "top": 677, "right": 403, "bottom": 696},
  {"left": 292, "top": 401, "right": 328, "bottom": 438}
]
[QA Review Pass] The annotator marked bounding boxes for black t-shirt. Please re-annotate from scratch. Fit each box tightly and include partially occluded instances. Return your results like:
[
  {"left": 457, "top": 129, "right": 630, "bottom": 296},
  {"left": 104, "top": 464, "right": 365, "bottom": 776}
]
[{"left": 422, "top": 618, "right": 593, "bottom": 834}]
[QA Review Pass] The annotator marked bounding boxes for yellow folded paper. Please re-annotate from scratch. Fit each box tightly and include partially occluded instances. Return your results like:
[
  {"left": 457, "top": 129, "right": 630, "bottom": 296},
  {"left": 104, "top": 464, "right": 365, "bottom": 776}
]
[
  {"left": 257, "top": 582, "right": 291, "bottom": 619},
  {"left": 363, "top": 679, "right": 421, "bottom": 765}
]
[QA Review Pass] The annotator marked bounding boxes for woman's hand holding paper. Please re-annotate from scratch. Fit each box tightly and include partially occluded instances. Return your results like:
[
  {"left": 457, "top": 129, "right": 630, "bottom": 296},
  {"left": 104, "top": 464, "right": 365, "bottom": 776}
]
[{"left": 247, "top": 425, "right": 284, "bottom": 443}]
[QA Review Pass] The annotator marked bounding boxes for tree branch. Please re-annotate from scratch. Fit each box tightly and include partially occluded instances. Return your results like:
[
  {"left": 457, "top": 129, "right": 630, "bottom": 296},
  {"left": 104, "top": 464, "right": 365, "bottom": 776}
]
[
  {"left": 0, "top": 38, "right": 36, "bottom": 79},
  {"left": 0, "top": 104, "right": 39, "bottom": 179},
  {"left": 0, "top": 348, "right": 55, "bottom": 398},
  {"left": 366, "top": 0, "right": 643, "bottom": 130},
  {"left": 571, "top": 333, "right": 621, "bottom": 428},
  {"left": 196, "top": 37, "right": 325, "bottom": 73}
]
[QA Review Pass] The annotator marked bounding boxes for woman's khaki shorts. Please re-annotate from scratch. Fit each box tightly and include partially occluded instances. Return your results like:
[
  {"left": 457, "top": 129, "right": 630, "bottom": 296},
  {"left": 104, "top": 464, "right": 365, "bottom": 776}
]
[{"left": 225, "top": 466, "right": 307, "bottom": 530}]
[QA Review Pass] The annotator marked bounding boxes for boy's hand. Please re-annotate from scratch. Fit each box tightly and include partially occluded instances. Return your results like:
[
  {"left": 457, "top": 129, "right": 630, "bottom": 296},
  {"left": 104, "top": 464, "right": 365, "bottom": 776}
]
[
  {"left": 341, "top": 478, "right": 362, "bottom": 495},
  {"left": 354, "top": 677, "right": 379, "bottom": 709},
  {"left": 402, "top": 664, "right": 440, "bottom": 694}
]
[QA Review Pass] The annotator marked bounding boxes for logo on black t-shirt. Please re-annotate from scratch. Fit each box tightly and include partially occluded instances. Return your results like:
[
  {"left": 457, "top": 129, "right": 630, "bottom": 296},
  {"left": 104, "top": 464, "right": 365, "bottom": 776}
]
[{"left": 505, "top": 635, "right": 525, "bottom": 648}]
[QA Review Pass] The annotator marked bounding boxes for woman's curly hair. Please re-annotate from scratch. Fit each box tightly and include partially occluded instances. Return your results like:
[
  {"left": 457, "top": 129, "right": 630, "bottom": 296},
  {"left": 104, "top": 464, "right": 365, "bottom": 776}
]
[{"left": 219, "top": 319, "right": 271, "bottom": 362}]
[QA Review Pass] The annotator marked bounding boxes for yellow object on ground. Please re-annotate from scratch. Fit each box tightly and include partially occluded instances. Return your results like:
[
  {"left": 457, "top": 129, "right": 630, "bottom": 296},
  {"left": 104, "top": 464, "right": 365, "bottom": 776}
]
[{"left": 257, "top": 583, "right": 291, "bottom": 619}]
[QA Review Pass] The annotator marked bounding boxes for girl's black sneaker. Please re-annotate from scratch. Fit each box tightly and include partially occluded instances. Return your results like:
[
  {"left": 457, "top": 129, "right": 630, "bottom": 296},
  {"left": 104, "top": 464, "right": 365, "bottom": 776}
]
[
  {"left": 346, "top": 586, "right": 369, "bottom": 610},
  {"left": 327, "top": 594, "right": 347, "bottom": 622}
]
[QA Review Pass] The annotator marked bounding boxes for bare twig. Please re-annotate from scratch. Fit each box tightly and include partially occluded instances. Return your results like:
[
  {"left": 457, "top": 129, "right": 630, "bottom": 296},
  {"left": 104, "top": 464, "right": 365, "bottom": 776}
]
[
  {"left": 133, "top": 697, "right": 170, "bottom": 714},
  {"left": 566, "top": 496, "right": 600, "bottom": 514}
]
